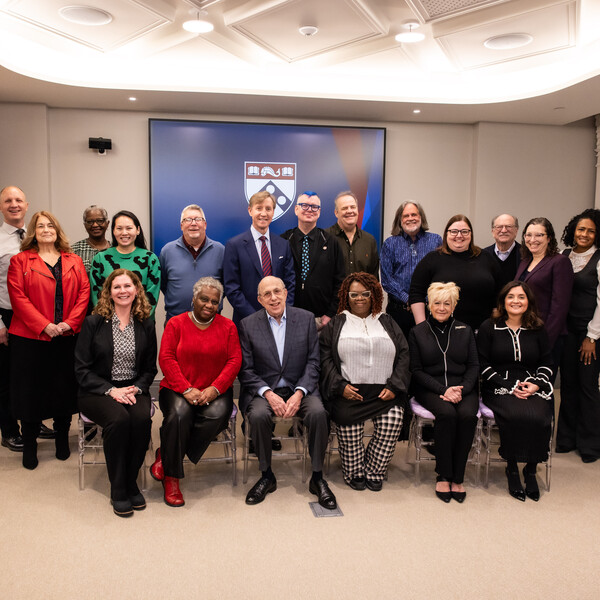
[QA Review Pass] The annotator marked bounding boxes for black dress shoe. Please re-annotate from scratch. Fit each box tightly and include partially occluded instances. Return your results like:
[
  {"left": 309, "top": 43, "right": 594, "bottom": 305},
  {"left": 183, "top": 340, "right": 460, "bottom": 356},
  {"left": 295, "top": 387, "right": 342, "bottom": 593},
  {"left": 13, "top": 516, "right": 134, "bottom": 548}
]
[
  {"left": 581, "top": 454, "right": 598, "bottom": 464},
  {"left": 38, "top": 424, "right": 55, "bottom": 439},
  {"left": 506, "top": 468, "right": 526, "bottom": 502},
  {"left": 111, "top": 499, "right": 134, "bottom": 518},
  {"left": 366, "top": 479, "right": 383, "bottom": 492},
  {"left": 522, "top": 467, "right": 540, "bottom": 501},
  {"left": 451, "top": 490, "right": 466, "bottom": 503},
  {"left": 1, "top": 435, "right": 24, "bottom": 452},
  {"left": 309, "top": 478, "right": 337, "bottom": 509},
  {"left": 129, "top": 492, "right": 146, "bottom": 511},
  {"left": 245, "top": 476, "right": 277, "bottom": 505},
  {"left": 435, "top": 476, "right": 451, "bottom": 503},
  {"left": 346, "top": 476, "right": 367, "bottom": 491}
]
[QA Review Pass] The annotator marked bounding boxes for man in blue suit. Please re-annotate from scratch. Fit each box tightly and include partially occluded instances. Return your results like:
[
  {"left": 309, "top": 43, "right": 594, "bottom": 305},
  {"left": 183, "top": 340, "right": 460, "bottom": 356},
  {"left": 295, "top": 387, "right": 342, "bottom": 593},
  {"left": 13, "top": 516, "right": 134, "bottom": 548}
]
[
  {"left": 223, "top": 191, "right": 295, "bottom": 325},
  {"left": 238, "top": 276, "right": 336, "bottom": 509}
]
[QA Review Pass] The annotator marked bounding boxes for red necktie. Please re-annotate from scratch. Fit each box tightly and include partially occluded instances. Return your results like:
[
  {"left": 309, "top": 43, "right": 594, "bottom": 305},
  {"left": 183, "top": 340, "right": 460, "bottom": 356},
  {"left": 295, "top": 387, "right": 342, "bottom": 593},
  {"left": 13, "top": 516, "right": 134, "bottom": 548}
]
[{"left": 259, "top": 235, "right": 272, "bottom": 277}]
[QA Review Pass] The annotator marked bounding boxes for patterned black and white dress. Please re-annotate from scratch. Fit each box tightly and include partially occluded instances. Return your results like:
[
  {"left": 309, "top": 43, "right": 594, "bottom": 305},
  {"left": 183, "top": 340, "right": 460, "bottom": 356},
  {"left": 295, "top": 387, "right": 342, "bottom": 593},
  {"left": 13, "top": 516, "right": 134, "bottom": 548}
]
[{"left": 477, "top": 318, "right": 554, "bottom": 463}]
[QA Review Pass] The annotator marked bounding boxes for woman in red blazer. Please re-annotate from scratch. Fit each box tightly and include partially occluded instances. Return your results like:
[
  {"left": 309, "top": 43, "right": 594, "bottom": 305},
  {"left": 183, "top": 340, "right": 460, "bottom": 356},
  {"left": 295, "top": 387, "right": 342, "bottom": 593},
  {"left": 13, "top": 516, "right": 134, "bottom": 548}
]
[{"left": 7, "top": 211, "right": 89, "bottom": 469}]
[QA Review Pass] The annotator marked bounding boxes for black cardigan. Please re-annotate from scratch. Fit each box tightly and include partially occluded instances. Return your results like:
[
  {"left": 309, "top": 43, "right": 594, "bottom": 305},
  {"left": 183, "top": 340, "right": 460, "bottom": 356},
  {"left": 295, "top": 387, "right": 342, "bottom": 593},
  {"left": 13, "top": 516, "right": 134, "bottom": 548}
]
[
  {"left": 74, "top": 314, "right": 157, "bottom": 396},
  {"left": 319, "top": 312, "right": 410, "bottom": 408},
  {"left": 408, "top": 318, "right": 479, "bottom": 397}
]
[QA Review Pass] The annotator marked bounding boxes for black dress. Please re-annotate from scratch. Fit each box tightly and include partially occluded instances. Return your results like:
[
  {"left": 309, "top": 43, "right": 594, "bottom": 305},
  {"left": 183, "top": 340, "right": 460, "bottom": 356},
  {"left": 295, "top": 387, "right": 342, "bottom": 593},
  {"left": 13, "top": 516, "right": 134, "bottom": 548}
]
[
  {"left": 477, "top": 318, "right": 553, "bottom": 463},
  {"left": 408, "top": 317, "right": 479, "bottom": 483}
]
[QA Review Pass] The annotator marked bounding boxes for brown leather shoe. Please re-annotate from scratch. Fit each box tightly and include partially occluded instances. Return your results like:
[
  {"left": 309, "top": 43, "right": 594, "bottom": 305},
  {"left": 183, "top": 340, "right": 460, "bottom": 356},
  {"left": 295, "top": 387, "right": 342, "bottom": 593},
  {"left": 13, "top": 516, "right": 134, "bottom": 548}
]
[
  {"left": 150, "top": 448, "right": 164, "bottom": 481},
  {"left": 163, "top": 476, "right": 185, "bottom": 507}
]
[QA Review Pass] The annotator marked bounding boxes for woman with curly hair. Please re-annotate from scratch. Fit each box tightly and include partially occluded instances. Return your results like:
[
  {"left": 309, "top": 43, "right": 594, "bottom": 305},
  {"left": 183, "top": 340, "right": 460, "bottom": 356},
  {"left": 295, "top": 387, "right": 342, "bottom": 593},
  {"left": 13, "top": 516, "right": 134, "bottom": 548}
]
[
  {"left": 320, "top": 272, "right": 410, "bottom": 491},
  {"left": 75, "top": 269, "right": 157, "bottom": 517},
  {"left": 477, "top": 282, "right": 553, "bottom": 501},
  {"left": 557, "top": 209, "right": 600, "bottom": 462},
  {"left": 515, "top": 217, "right": 573, "bottom": 379},
  {"left": 8, "top": 211, "right": 89, "bottom": 469}
]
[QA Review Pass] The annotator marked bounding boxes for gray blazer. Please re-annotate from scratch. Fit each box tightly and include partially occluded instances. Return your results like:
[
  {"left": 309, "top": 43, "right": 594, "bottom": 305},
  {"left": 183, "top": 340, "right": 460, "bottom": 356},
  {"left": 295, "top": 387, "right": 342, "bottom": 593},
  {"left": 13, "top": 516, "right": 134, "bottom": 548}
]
[{"left": 237, "top": 306, "right": 320, "bottom": 413}]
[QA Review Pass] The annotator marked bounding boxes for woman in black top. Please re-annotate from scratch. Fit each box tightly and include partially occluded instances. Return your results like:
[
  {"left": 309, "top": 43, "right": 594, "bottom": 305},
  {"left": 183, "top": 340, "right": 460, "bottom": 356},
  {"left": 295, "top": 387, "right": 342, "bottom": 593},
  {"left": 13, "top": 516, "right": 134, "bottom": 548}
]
[
  {"left": 557, "top": 209, "right": 600, "bottom": 462},
  {"left": 409, "top": 214, "right": 501, "bottom": 331},
  {"left": 408, "top": 282, "right": 479, "bottom": 503},
  {"left": 477, "top": 282, "right": 553, "bottom": 502}
]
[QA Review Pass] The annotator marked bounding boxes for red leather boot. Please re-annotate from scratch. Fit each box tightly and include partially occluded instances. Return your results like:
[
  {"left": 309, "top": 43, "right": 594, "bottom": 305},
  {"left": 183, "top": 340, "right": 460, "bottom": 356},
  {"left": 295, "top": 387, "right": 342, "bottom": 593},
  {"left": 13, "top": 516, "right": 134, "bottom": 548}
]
[
  {"left": 150, "top": 447, "right": 164, "bottom": 481},
  {"left": 163, "top": 476, "right": 184, "bottom": 507}
]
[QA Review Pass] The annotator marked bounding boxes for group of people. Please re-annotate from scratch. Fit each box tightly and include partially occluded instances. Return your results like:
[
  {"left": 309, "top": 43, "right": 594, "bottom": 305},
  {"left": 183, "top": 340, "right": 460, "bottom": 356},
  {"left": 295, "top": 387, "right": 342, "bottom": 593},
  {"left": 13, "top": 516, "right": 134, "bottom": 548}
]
[{"left": 1, "top": 182, "right": 598, "bottom": 516}]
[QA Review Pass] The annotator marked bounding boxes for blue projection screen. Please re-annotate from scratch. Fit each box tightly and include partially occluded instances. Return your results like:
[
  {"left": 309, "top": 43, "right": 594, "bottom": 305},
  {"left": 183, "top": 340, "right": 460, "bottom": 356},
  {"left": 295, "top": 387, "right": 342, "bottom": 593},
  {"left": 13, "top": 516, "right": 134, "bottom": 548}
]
[{"left": 149, "top": 119, "right": 386, "bottom": 255}]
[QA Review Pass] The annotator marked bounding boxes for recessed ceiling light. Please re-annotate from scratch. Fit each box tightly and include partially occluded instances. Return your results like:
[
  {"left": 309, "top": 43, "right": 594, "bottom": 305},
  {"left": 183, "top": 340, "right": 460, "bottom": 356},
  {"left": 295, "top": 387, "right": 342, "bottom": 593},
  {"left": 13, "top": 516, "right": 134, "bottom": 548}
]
[
  {"left": 484, "top": 33, "right": 533, "bottom": 50},
  {"left": 299, "top": 26, "right": 318, "bottom": 37},
  {"left": 129, "top": 97, "right": 137, "bottom": 102},
  {"left": 395, "top": 21, "right": 425, "bottom": 44},
  {"left": 59, "top": 6, "right": 112, "bottom": 26},
  {"left": 413, "top": 109, "right": 421, "bottom": 114},
  {"left": 183, "top": 19, "right": 214, "bottom": 33}
]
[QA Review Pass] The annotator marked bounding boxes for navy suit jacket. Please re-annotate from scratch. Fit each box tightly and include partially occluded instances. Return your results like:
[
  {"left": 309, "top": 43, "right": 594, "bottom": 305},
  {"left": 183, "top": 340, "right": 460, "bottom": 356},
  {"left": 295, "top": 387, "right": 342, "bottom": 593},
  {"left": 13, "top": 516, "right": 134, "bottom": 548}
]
[
  {"left": 223, "top": 229, "right": 295, "bottom": 325},
  {"left": 515, "top": 253, "right": 574, "bottom": 346},
  {"left": 237, "top": 306, "right": 320, "bottom": 414}
]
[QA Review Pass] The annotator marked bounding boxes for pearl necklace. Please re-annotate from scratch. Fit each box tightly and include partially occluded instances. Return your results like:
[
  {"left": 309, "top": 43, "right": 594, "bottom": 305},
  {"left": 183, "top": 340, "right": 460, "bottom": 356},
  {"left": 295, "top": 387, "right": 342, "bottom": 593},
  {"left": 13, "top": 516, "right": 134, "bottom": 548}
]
[{"left": 190, "top": 311, "right": 214, "bottom": 326}]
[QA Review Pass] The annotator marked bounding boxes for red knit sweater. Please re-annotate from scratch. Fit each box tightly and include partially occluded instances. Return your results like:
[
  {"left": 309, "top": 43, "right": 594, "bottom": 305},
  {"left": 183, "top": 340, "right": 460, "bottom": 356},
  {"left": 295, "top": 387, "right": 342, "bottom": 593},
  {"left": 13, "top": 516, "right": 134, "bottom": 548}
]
[{"left": 159, "top": 313, "right": 241, "bottom": 394}]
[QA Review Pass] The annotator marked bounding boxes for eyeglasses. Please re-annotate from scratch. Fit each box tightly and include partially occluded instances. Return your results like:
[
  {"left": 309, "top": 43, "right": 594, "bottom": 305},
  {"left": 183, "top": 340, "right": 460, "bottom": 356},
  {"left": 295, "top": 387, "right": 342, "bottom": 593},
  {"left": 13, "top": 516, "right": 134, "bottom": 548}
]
[
  {"left": 493, "top": 225, "right": 517, "bottom": 231},
  {"left": 524, "top": 233, "right": 547, "bottom": 240},
  {"left": 297, "top": 203, "right": 321, "bottom": 213},
  {"left": 447, "top": 229, "right": 471, "bottom": 237},
  {"left": 348, "top": 291, "right": 372, "bottom": 299},
  {"left": 182, "top": 217, "right": 206, "bottom": 224},
  {"left": 259, "top": 288, "right": 285, "bottom": 299},
  {"left": 85, "top": 218, "right": 107, "bottom": 226}
]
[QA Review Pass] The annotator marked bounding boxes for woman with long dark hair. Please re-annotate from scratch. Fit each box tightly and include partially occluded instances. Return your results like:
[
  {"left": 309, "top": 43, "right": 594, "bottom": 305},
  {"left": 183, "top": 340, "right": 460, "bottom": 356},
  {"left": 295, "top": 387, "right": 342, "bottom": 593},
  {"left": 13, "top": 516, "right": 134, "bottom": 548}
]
[
  {"left": 90, "top": 210, "right": 161, "bottom": 316},
  {"left": 477, "top": 281, "right": 553, "bottom": 502}
]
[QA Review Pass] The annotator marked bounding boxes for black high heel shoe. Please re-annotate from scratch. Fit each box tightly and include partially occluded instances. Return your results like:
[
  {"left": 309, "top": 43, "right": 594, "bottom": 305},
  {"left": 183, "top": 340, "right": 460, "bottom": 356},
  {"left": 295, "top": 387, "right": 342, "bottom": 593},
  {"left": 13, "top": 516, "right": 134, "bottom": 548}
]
[
  {"left": 505, "top": 467, "right": 526, "bottom": 502},
  {"left": 435, "top": 476, "right": 451, "bottom": 503},
  {"left": 451, "top": 488, "right": 466, "bottom": 503},
  {"left": 522, "top": 467, "right": 540, "bottom": 501}
]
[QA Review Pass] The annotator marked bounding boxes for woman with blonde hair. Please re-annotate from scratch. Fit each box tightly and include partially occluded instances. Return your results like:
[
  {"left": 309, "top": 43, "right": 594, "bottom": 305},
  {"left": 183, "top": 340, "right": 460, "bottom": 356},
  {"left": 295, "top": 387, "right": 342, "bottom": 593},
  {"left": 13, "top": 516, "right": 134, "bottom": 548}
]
[
  {"left": 408, "top": 282, "right": 479, "bottom": 502},
  {"left": 8, "top": 211, "right": 89, "bottom": 469},
  {"left": 75, "top": 269, "right": 157, "bottom": 517}
]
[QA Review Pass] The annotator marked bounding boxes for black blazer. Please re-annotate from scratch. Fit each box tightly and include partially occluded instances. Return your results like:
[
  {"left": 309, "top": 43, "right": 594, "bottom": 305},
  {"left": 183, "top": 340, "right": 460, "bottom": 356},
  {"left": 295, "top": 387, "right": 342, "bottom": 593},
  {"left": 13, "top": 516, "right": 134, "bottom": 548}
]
[{"left": 74, "top": 314, "right": 157, "bottom": 396}]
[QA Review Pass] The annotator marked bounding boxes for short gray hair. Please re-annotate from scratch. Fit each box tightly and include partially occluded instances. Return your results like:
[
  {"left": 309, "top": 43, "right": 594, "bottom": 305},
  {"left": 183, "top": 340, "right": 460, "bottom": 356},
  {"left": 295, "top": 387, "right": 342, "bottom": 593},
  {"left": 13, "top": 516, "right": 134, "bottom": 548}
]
[
  {"left": 334, "top": 190, "right": 358, "bottom": 209},
  {"left": 427, "top": 281, "right": 460, "bottom": 311},
  {"left": 192, "top": 277, "right": 223, "bottom": 301},
  {"left": 181, "top": 204, "right": 206, "bottom": 223},
  {"left": 83, "top": 205, "right": 108, "bottom": 221}
]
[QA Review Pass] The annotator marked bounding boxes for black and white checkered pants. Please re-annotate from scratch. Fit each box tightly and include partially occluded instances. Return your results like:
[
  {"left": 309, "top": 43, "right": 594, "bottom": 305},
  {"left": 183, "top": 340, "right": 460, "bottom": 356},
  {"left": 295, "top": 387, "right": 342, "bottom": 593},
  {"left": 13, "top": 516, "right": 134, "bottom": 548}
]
[{"left": 335, "top": 405, "right": 404, "bottom": 484}]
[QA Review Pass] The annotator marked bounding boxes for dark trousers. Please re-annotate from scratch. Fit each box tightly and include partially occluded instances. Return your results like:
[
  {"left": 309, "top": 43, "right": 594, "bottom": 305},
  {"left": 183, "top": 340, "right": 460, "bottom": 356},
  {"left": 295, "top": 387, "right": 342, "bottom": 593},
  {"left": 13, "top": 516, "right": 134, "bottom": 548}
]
[
  {"left": 386, "top": 299, "right": 415, "bottom": 341},
  {"left": 558, "top": 330, "right": 600, "bottom": 458},
  {"left": 78, "top": 389, "right": 151, "bottom": 501},
  {"left": 158, "top": 387, "right": 233, "bottom": 479},
  {"left": 416, "top": 390, "right": 479, "bottom": 483},
  {"left": 0, "top": 308, "right": 19, "bottom": 438},
  {"left": 246, "top": 391, "right": 328, "bottom": 473}
]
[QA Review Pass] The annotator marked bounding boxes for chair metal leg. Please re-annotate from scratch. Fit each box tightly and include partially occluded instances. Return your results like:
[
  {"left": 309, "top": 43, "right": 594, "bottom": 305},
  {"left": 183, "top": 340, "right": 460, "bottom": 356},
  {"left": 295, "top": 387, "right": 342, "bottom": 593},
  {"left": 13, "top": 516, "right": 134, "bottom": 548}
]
[
  {"left": 78, "top": 417, "right": 85, "bottom": 491},
  {"left": 243, "top": 416, "right": 250, "bottom": 484}
]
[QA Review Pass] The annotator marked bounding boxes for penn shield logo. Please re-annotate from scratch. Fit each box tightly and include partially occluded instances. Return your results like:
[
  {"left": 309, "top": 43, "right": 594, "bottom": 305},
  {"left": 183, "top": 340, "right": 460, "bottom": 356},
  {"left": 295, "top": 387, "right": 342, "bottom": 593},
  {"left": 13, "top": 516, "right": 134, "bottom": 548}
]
[{"left": 244, "top": 162, "right": 296, "bottom": 220}]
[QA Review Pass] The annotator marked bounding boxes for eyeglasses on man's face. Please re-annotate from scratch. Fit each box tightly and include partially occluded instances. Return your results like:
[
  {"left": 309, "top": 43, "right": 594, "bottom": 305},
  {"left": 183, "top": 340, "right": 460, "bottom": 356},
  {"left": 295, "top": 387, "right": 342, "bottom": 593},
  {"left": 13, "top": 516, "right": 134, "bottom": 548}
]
[
  {"left": 182, "top": 217, "right": 206, "bottom": 224},
  {"left": 493, "top": 225, "right": 517, "bottom": 231}
]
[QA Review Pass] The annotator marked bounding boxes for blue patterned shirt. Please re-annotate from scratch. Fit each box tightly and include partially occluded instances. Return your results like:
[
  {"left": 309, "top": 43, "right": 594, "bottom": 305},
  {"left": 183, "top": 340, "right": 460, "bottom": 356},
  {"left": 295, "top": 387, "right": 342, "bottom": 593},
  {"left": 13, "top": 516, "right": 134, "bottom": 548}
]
[{"left": 381, "top": 230, "right": 442, "bottom": 304}]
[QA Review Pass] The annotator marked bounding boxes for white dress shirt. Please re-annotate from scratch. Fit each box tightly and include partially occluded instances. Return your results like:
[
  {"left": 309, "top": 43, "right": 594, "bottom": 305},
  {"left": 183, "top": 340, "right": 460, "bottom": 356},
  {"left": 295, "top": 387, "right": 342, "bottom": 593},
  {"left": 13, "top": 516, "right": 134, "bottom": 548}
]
[{"left": 0, "top": 222, "right": 24, "bottom": 328}]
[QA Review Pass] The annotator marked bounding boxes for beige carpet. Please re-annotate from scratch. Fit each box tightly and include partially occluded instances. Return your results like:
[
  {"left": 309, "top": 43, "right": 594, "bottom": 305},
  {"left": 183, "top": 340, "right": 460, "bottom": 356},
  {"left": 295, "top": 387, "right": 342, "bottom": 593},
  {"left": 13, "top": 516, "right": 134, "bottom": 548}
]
[{"left": 2, "top": 406, "right": 599, "bottom": 600}]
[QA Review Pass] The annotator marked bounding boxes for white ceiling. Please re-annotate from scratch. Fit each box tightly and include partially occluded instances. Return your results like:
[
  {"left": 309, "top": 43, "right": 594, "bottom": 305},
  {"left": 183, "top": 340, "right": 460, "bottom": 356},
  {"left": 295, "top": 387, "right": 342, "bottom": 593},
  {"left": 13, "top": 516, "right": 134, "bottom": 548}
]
[{"left": 0, "top": 0, "right": 599, "bottom": 125}]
